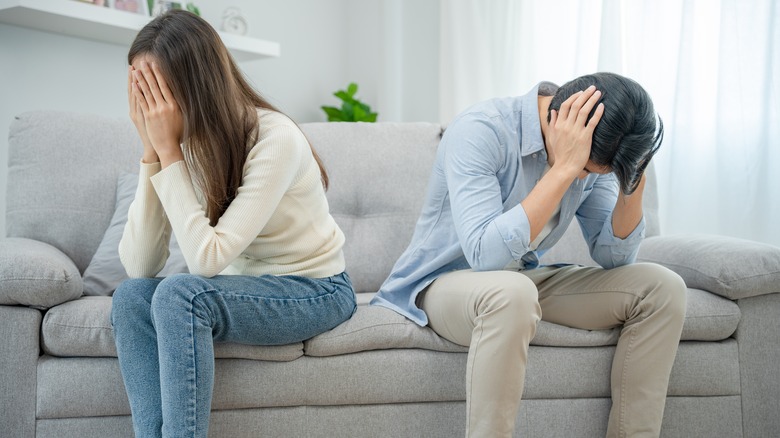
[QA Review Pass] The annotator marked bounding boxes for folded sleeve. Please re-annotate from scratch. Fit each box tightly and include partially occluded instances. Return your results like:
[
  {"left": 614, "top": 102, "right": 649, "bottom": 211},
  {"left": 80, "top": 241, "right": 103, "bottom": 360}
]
[{"left": 576, "top": 173, "right": 645, "bottom": 269}]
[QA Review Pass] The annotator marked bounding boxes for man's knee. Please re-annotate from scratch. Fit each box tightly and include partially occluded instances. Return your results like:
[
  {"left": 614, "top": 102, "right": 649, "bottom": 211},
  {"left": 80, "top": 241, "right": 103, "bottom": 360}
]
[
  {"left": 477, "top": 271, "right": 541, "bottom": 329},
  {"left": 635, "top": 263, "right": 687, "bottom": 319}
]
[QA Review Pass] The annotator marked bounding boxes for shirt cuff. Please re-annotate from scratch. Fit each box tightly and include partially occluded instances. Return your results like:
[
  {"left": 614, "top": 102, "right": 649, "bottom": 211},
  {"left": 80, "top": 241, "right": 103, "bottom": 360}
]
[
  {"left": 139, "top": 160, "right": 162, "bottom": 179},
  {"left": 596, "top": 213, "right": 646, "bottom": 248},
  {"left": 492, "top": 203, "right": 532, "bottom": 259}
]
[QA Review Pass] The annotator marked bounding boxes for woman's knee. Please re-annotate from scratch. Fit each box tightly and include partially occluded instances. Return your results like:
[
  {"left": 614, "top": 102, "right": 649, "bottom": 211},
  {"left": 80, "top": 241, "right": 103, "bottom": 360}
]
[
  {"left": 149, "top": 274, "right": 210, "bottom": 319},
  {"left": 111, "top": 278, "right": 159, "bottom": 326}
]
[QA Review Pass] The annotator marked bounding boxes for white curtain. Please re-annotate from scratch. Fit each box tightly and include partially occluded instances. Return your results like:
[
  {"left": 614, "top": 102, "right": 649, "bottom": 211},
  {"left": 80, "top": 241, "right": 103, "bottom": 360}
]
[{"left": 440, "top": 0, "right": 780, "bottom": 247}]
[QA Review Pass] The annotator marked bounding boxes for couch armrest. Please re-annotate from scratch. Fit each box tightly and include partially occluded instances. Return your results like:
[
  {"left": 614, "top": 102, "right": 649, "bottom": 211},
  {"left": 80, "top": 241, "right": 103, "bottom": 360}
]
[
  {"left": 637, "top": 234, "right": 780, "bottom": 300},
  {"left": 0, "top": 237, "right": 83, "bottom": 309},
  {"left": 0, "top": 305, "right": 41, "bottom": 438},
  {"left": 734, "top": 293, "right": 780, "bottom": 436}
]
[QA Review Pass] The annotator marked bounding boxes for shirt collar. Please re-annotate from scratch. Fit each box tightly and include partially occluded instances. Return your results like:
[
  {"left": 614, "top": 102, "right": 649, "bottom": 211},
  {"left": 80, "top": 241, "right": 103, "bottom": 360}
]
[{"left": 520, "top": 81, "right": 558, "bottom": 157}]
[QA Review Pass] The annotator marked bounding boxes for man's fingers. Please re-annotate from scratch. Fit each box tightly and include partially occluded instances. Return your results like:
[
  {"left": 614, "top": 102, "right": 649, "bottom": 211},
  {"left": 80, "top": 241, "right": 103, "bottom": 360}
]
[
  {"left": 586, "top": 102, "right": 605, "bottom": 131},
  {"left": 557, "top": 90, "right": 583, "bottom": 122},
  {"left": 576, "top": 88, "right": 602, "bottom": 126}
]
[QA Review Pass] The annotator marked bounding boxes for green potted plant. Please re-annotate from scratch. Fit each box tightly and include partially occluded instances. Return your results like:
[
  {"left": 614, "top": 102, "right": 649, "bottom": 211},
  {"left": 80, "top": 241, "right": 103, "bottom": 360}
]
[{"left": 321, "top": 82, "right": 378, "bottom": 122}]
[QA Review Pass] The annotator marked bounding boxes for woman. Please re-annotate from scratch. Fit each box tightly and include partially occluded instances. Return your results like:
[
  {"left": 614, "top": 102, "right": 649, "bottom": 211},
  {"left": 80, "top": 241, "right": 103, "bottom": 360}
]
[{"left": 110, "top": 10, "right": 356, "bottom": 438}]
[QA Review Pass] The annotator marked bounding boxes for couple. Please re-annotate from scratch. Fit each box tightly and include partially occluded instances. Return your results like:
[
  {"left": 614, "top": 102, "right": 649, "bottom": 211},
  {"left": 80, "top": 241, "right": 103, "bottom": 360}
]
[{"left": 112, "top": 10, "right": 686, "bottom": 438}]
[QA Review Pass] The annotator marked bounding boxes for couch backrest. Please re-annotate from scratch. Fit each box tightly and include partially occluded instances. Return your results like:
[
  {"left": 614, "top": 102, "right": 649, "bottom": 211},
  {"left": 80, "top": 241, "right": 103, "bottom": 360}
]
[
  {"left": 6, "top": 111, "right": 141, "bottom": 273},
  {"left": 5, "top": 111, "right": 660, "bottom": 289},
  {"left": 302, "top": 121, "right": 661, "bottom": 282},
  {"left": 301, "top": 122, "right": 442, "bottom": 293}
]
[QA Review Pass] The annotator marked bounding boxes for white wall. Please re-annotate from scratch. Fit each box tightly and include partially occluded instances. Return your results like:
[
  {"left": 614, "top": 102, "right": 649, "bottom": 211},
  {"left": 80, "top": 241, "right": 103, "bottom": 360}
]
[{"left": 0, "top": 0, "right": 442, "bottom": 236}]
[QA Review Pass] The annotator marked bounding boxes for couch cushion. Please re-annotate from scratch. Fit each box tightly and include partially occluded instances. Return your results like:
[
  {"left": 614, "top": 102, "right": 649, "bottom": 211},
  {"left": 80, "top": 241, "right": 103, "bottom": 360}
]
[
  {"left": 35, "top": 341, "right": 740, "bottom": 419},
  {"left": 82, "top": 173, "right": 188, "bottom": 296},
  {"left": 306, "top": 287, "right": 739, "bottom": 357},
  {"left": 638, "top": 234, "right": 780, "bottom": 300},
  {"left": 0, "top": 238, "right": 83, "bottom": 309},
  {"left": 41, "top": 296, "right": 303, "bottom": 361},
  {"left": 682, "top": 288, "right": 740, "bottom": 340},
  {"left": 304, "top": 305, "right": 468, "bottom": 356},
  {"left": 514, "top": 287, "right": 738, "bottom": 344}
]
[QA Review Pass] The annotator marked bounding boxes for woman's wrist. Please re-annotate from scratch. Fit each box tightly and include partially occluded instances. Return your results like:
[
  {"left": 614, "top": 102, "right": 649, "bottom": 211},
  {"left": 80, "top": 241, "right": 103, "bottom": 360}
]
[
  {"left": 158, "top": 145, "right": 185, "bottom": 169},
  {"left": 142, "top": 149, "right": 160, "bottom": 164}
]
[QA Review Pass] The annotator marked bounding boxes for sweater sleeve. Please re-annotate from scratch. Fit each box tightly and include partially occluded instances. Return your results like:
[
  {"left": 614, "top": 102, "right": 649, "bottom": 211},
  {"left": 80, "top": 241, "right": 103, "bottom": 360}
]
[
  {"left": 119, "top": 162, "right": 174, "bottom": 278},
  {"left": 150, "top": 124, "right": 303, "bottom": 277}
]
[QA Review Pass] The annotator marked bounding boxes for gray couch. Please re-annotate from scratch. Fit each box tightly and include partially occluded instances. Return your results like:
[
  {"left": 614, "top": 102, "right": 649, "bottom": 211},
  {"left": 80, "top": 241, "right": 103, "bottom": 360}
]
[{"left": 2, "top": 110, "right": 779, "bottom": 438}]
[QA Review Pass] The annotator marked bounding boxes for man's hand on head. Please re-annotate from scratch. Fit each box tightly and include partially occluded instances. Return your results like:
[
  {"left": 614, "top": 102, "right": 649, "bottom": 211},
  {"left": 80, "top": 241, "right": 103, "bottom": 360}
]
[{"left": 546, "top": 85, "right": 604, "bottom": 179}]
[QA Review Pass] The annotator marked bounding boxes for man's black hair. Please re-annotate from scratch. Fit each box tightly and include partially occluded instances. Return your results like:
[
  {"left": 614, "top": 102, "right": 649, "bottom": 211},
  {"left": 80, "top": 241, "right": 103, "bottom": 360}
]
[{"left": 547, "top": 72, "right": 663, "bottom": 195}]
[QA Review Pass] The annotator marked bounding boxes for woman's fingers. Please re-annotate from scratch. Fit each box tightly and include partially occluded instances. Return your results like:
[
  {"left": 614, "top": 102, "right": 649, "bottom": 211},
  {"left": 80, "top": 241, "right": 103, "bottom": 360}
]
[
  {"left": 132, "top": 81, "right": 150, "bottom": 114},
  {"left": 133, "top": 66, "right": 156, "bottom": 108},
  {"left": 127, "top": 67, "right": 137, "bottom": 116},
  {"left": 151, "top": 62, "right": 176, "bottom": 105},
  {"left": 138, "top": 61, "right": 166, "bottom": 107},
  {"left": 127, "top": 66, "right": 133, "bottom": 99}
]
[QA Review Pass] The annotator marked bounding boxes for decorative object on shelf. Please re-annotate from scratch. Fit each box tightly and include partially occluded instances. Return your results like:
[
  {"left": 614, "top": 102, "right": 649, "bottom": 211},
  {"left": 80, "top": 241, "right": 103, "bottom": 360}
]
[
  {"left": 74, "top": 0, "right": 108, "bottom": 7},
  {"left": 113, "top": 0, "right": 148, "bottom": 16},
  {"left": 152, "top": 1, "right": 179, "bottom": 16},
  {"left": 0, "top": 0, "right": 280, "bottom": 60},
  {"left": 151, "top": 1, "right": 199, "bottom": 16},
  {"left": 221, "top": 7, "right": 248, "bottom": 36},
  {"left": 321, "top": 83, "right": 378, "bottom": 123}
]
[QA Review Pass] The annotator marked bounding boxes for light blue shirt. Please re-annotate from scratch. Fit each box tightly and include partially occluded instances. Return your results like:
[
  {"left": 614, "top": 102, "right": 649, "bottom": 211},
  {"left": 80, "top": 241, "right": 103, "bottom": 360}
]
[{"left": 371, "top": 82, "right": 646, "bottom": 326}]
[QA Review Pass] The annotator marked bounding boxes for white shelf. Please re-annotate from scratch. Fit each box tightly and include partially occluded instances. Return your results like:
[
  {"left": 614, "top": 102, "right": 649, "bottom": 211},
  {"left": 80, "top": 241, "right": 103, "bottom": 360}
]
[{"left": 0, "top": 0, "right": 280, "bottom": 61}]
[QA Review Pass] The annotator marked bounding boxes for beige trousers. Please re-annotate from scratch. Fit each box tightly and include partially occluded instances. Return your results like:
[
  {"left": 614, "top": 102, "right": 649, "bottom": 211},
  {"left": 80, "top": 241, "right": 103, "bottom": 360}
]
[{"left": 419, "top": 263, "right": 687, "bottom": 438}]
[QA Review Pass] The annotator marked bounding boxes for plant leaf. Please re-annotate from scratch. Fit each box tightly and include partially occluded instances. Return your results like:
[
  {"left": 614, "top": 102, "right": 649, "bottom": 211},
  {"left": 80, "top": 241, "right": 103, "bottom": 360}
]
[
  {"left": 334, "top": 90, "right": 352, "bottom": 103},
  {"left": 321, "top": 106, "right": 344, "bottom": 121},
  {"left": 353, "top": 104, "right": 366, "bottom": 121},
  {"left": 347, "top": 82, "right": 358, "bottom": 97},
  {"left": 366, "top": 112, "right": 378, "bottom": 122},
  {"left": 341, "top": 102, "right": 354, "bottom": 121}
]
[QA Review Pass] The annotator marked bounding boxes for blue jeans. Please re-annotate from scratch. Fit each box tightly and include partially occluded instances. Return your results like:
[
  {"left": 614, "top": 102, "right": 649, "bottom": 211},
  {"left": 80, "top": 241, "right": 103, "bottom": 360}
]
[{"left": 110, "top": 272, "right": 356, "bottom": 438}]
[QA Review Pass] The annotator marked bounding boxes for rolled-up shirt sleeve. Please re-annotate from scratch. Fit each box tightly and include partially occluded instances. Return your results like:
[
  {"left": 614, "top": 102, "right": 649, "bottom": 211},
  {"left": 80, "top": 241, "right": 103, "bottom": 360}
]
[
  {"left": 576, "top": 173, "right": 645, "bottom": 269},
  {"left": 443, "top": 117, "right": 532, "bottom": 271}
]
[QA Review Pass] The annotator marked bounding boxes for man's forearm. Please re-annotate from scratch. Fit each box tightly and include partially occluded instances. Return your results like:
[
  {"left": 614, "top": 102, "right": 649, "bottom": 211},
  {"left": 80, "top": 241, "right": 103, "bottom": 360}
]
[
  {"left": 612, "top": 174, "right": 646, "bottom": 239},
  {"left": 521, "top": 165, "right": 578, "bottom": 241}
]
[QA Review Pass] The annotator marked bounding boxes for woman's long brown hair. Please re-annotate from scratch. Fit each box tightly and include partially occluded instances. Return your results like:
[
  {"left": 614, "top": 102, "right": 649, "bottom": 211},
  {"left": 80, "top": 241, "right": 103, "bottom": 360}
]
[{"left": 129, "top": 10, "right": 328, "bottom": 226}]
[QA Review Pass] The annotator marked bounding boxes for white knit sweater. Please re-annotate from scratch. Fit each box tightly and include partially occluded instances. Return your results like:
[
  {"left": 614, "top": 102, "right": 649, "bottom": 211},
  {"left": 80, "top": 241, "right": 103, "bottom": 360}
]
[{"left": 119, "top": 109, "right": 346, "bottom": 279}]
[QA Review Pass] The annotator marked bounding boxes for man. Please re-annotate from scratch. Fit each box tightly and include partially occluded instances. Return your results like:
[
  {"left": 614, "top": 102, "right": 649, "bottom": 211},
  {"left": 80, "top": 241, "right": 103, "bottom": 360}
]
[{"left": 371, "top": 73, "right": 687, "bottom": 437}]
